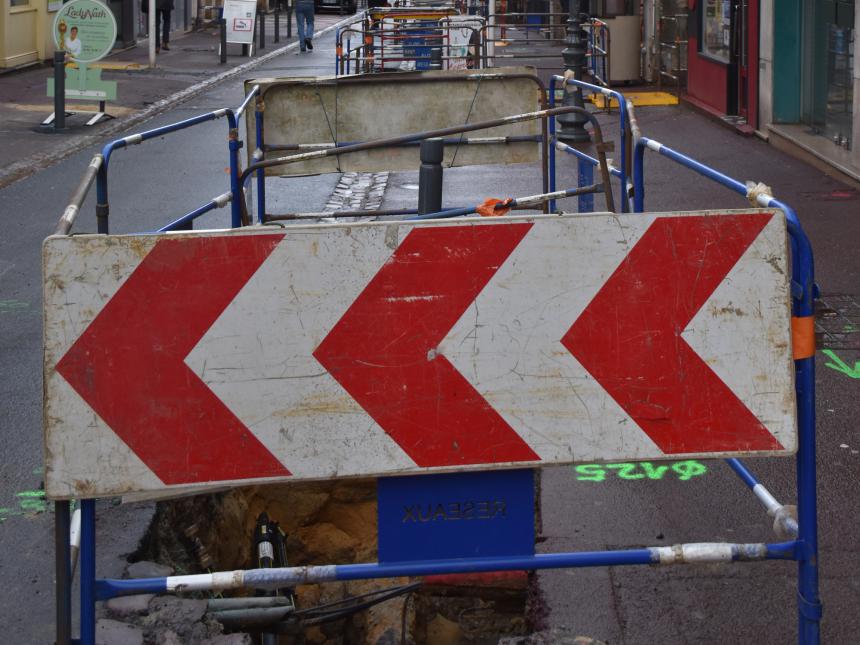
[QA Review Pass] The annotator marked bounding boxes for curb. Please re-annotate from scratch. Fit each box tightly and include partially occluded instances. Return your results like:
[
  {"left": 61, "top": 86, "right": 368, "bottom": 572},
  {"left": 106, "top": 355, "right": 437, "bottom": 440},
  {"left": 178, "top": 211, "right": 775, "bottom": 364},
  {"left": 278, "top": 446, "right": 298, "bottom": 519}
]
[{"left": 0, "top": 15, "right": 357, "bottom": 191}]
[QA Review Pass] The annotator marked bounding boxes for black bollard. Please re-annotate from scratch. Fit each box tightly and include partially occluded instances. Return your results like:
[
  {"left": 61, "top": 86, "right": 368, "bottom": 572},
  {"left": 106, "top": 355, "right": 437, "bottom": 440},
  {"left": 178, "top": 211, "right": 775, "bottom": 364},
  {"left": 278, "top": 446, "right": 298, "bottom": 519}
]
[
  {"left": 55, "top": 502, "right": 71, "bottom": 645},
  {"left": 274, "top": 5, "right": 280, "bottom": 43},
  {"left": 429, "top": 47, "right": 443, "bottom": 70},
  {"left": 258, "top": 12, "right": 266, "bottom": 49},
  {"left": 417, "top": 138, "right": 444, "bottom": 215},
  {"left": 220, "top": 18, "right": 227, "bottom": 63},
  {"left": 557, "top": 0, "right": 590, "bottom": 142},
  {"left": 287, "top": 0, "right": 292, "bottom": 38},
  {"left": 53, "top": 50, "right": 66, "bottom": 130}
]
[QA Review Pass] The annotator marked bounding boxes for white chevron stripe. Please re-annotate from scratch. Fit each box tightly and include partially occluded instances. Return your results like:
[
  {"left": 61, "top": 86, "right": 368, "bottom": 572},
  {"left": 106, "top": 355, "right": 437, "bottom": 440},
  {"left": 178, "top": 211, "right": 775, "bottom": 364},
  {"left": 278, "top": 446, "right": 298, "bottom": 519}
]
[
  {"left": 441, "top": 213, "right": 663, "bottom": 462},
  {"left": 682, "top": 212, "right": 796, "bottom": 450},
  {"left": 185, "top": 225, "right": 415, "bottom": 479}
]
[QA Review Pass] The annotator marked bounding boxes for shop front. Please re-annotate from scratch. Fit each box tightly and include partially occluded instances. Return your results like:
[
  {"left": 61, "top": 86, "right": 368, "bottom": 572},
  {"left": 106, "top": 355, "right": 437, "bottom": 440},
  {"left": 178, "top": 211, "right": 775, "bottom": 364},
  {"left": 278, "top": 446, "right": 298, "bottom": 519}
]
[
  {"left": 685, "top": 0, "right": 758, "bottom": 131},
  {"left": 0, "top": 0, "right": 137, "bottom": 69},
  {"left": 768, "top": 0, "right": 858, "bottom": 182},
  {"left": 0, "top": 0, "right": 58, "bottom": 68}
]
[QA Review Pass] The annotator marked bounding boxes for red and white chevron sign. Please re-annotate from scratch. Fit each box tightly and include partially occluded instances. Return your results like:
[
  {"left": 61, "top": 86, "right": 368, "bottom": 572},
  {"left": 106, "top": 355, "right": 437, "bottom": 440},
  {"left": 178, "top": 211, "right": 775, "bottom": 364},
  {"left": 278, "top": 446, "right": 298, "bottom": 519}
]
[{"left": 43, "top": 211, "right": 796, "bottom": 499}]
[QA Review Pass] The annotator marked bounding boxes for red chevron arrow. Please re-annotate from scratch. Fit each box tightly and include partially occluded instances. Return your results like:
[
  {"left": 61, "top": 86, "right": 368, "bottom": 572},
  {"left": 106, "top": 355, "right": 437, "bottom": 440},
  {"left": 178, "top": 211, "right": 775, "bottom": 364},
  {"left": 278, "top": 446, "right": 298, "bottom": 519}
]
[
  {"left": 56, "top": 235, "right": 292, "bottom": 485},
  {"left": 562, "top": 213, "right": 783, "bottom": 453},
  {"left": 314, "top": 224, "right": 540, "bottom": 467}
]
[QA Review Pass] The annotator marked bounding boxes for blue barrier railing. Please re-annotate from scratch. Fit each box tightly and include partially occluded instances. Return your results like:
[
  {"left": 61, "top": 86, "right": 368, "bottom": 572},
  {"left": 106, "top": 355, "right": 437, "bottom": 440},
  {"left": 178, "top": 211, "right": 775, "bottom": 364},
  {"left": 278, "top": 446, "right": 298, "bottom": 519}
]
[
  {"left": 548, "top": 74, "right": 630, "bottom": 213},
  {"left": 632, "top": 134, "right": 820, "bottom": 645},
  {"left": 95, "top": 85, "right": 260, "bottom": 235},
  {"left": 56, "top": 84, "right": 821, "bottom": 645}
]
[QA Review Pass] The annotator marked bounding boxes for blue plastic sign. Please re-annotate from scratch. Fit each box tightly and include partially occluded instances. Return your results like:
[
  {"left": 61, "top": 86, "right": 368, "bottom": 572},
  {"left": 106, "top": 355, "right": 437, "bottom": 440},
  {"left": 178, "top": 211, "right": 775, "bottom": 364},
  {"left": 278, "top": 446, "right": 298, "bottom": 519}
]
[{"left": 377, "top": 469, "right": 535, "bottom": 563}]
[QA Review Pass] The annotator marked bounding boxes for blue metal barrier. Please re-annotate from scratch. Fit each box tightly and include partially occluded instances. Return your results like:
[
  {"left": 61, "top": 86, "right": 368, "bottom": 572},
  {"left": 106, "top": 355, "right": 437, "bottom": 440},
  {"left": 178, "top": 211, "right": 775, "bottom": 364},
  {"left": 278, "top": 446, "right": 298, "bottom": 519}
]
[
  {"left": 632, "top": 134, "right": 821, "bottom": 645},
  {"left": 548, "top": 74, "right": 630, "bottom": 213},
  {"left": 58, "top": 86, "right": 821, "bottom": 645},
  {"left": 95, "top": 85, "right": 261, "bottom": 235}
]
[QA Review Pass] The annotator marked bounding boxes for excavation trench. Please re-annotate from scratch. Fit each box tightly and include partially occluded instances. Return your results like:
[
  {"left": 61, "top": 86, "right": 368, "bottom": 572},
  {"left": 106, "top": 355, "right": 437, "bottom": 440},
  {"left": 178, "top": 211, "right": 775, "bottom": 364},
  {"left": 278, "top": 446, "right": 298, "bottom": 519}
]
[{"left": 129, "top": 478, "right": 540, "bottom": 644}]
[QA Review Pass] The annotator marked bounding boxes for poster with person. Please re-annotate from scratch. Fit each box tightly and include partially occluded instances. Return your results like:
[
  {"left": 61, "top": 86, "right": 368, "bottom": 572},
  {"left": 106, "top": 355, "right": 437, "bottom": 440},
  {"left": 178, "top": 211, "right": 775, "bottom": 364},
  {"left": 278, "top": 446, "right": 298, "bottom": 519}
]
[{"left": 53, "top": 0, "right": 117, "bottom": 64}]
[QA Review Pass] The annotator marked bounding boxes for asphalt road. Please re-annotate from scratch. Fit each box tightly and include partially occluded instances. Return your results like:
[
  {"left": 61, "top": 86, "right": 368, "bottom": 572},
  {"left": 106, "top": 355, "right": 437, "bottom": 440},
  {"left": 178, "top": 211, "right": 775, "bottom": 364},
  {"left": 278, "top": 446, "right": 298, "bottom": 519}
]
[{"left": 1, "top": 25, "right": 859, "bottom": 644}]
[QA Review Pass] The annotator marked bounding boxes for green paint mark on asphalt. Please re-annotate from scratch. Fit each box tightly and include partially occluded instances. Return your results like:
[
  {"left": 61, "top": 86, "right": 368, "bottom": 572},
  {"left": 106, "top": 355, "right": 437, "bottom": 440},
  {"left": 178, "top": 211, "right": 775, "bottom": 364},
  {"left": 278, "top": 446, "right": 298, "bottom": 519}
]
[
  {"left": 0, "top": 490, "right": 50, "bottom": 523},
  {"left": 16, "top": 490, "right": 48, "bottom": 514},
  {"left": 822, "top": 349, "right": 860, "bottom": 379},
  {"left": 573, "top": 460, "right": 708, "bottom": 482},
  {"left": 0, "top": 299, "right": 29, "bottom": 313},
  {"left": 16, "top": 490, "right": 46, "bottom": 498}
]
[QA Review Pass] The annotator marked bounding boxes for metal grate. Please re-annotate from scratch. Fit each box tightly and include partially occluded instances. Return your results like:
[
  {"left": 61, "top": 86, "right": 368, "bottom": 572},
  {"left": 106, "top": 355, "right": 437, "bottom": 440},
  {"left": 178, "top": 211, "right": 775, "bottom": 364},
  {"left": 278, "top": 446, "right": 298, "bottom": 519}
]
[{"left": 815, "top": 294, "right": 860, "bottom": 350}]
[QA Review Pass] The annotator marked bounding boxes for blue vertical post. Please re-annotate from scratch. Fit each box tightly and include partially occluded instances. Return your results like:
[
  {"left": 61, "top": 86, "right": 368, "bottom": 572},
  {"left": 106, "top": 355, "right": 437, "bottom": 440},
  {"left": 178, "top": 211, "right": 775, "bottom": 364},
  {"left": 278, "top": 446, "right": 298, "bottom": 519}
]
[
  {"left": 80, "top": 499, "right": 97, "bottom": 645},
  {"left": 795, "top": 352, "right": 821, "bottom": 644},
  {"left": 780, "top": 203, "right": 821, "bottom": 645},
  {"left": 578, "top": 158, "right": 593, "bottom": 213},
  {"left": 226, "top": 112, "right": 243, "bottom": 228},
  {"left": 255, "top": 100, "right": 266, "bottom": 224},
  {"left": 548, "top": 79, "right": 557, "bottom": 212},
  {"left": 632, "top": 139, "right": 645, "bottom": 213},
  {"left": 95, "top": 160, "right": 110, "bottom": 234}
]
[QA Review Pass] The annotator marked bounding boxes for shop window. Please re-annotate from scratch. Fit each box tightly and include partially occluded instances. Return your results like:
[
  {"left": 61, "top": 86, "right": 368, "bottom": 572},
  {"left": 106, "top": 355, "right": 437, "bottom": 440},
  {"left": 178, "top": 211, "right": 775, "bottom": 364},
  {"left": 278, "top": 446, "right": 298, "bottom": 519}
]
[
  {"left": 700, "top": 0, "right": 730, "bottom": 63},
  {"left": 10, "top": 0, "right": 31, "bottom": 6},
  {"left": 802, "top": 0, "right": 854, "bottom": 150}
]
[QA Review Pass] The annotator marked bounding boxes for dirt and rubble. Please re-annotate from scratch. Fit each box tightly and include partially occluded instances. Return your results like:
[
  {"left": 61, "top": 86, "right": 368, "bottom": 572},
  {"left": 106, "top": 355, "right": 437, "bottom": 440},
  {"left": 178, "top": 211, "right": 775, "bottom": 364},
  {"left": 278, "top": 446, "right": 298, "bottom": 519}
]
[{"left": 121, "top": 480, "right": 539, "bottom": 644}]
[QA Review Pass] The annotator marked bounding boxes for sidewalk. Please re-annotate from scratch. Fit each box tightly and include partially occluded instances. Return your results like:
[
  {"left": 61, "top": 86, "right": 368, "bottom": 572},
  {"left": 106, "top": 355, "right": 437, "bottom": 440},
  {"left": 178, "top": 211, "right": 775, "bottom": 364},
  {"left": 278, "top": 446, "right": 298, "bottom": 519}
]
[{"left": 0, "top": 11, "right": 352, "bottom": 189}]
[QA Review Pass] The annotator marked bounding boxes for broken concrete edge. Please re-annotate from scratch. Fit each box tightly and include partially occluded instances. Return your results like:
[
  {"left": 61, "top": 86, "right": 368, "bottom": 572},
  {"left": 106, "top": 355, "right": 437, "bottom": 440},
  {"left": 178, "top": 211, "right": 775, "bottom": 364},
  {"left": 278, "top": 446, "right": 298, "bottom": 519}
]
[{"left": 0, "top": 14, "right": 359, "bottom": 192}]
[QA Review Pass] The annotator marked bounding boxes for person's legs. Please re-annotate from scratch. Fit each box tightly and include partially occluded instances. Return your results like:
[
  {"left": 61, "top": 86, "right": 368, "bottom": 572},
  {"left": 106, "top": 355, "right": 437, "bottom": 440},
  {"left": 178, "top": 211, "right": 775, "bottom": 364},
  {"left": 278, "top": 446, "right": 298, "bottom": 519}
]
[
  {"left": 161, "top": 10, "right": 171, "bottom": 49},
  {"left": 154, "top": 9, "right": 162, "bottom": 51},
  {"left": 296, "top": 4, "right": 308, "bottom": 51},
  {"left": 296, "top": 3, "right": 314, "bottom": 50},
  {"left": 304, "top": 6, "right": 314, "bottom": 42}
]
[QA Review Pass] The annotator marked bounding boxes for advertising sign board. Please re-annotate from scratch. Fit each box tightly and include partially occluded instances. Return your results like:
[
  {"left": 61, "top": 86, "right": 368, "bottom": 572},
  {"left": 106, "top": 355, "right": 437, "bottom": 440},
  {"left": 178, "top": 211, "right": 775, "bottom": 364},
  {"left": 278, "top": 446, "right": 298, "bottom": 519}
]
[
  {"left": 224, "top": 0, "right": 257, "bottom": 45},
  {"left": 52, "top": 0, "right": 117, "bottom": 64}
]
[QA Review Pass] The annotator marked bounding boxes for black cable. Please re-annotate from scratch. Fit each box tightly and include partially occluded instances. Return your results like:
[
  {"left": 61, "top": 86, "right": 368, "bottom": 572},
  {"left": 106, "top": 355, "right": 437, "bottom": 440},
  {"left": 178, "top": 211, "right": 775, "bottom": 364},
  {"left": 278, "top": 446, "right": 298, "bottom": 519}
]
[
  {"left": 293, "top": 581, "right": 422, "bottom": 618},
  {"left": 260, "top": 581, "right": 423, "bottom": 633}
]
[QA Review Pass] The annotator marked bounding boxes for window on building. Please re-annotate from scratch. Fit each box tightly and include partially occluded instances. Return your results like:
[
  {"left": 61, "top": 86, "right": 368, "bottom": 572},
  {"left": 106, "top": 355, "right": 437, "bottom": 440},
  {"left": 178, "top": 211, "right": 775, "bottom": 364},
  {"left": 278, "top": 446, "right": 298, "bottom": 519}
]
[
  {"left": 10, "top": 0, "right": 31, "bottom": 6},
  {"left": 802, "top": 0, "right": 854, "bottom": 150},
  {"left": 700, "top": 0, "right": 730, "bottom": 63}
]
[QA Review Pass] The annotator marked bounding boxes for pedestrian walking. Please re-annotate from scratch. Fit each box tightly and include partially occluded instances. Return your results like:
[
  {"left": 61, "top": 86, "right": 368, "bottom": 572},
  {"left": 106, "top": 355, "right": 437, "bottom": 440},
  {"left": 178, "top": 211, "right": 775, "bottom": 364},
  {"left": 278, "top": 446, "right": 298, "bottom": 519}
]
[
  {"left": 142, "top": 0, "right": 173, "bottom": 53},
  {"left": 295, "top": 0, "right": 315, "bottom": 52}
]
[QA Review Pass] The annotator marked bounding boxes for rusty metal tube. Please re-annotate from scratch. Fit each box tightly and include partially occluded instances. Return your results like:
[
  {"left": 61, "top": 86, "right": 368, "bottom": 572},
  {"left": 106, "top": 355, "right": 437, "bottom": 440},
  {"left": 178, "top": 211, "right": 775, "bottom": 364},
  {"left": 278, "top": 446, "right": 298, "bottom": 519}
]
[
  {"left": 240, "top": 105, "right": 611, "bottom": 220},
  {"left": 241, "top": 105, "right": 572, "bottom": 185},
  {"left": 54, "top": 155, "right": 103, "bottom": 236}
]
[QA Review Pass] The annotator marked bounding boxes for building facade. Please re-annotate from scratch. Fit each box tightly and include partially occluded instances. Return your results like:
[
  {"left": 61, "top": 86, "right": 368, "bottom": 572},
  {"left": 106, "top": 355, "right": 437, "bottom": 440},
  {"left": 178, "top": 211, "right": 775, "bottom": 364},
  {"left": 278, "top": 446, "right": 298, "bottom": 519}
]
[
  {"left": 684, "top": 0, "right": 759, "bottom": 131},
  {"left": 761, "top": 0, "right": 859, "bottom": 181}
]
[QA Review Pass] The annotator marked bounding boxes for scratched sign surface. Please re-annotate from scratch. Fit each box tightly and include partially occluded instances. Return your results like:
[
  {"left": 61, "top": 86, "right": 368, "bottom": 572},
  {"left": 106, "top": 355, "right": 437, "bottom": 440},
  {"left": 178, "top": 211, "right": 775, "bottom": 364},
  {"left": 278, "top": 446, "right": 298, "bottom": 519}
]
[{"left": 43, "top": 210, "right": 796, "bottom": 499}]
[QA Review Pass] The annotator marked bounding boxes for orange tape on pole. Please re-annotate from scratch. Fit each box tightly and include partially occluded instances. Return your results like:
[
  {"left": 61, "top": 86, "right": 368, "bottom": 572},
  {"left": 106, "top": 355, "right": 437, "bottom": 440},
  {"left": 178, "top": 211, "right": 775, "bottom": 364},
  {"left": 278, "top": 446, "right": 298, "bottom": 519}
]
[
  {"left": 477, "top": 198, "right": 513, "bottom": 217},
  {"left": 792, "top": 316, "right": 815, "bottom": 360}
]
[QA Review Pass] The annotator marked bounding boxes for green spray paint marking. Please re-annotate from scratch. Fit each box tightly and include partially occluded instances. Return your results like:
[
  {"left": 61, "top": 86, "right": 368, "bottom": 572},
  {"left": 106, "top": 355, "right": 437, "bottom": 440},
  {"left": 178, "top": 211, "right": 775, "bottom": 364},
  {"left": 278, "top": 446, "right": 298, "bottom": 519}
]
[
  {"left": 0, "top": 490, "right": 50, "bottom": 523},
  {"left": 573, "top": 460, "right": 708, "bottom": 482},
  {"left": 821, "top": 349, "right": 860, "bottom": 379},
  {"left": 0, "top": 299, "right": 29, "bottom": 313}
]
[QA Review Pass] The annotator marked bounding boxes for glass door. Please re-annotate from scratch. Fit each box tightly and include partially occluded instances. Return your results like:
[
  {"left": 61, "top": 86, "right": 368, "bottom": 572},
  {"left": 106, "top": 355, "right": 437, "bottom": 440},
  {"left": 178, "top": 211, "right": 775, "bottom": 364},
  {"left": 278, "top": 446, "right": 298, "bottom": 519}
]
[{"left": 803, "top": 0, "right": 854, "bottom": 151}]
